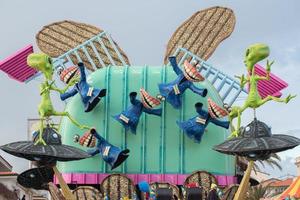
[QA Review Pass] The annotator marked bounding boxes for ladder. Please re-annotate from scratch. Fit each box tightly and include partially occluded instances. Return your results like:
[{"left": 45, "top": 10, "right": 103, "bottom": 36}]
[
  {"left": 172, "top": 47, "right": 247, "bottom": 106},
  {"left": 52, "top": 32, "right": 128, "bottom": 72}
]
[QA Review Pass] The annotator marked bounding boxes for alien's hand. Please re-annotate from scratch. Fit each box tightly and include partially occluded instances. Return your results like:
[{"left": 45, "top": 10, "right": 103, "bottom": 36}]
[
  {"left": 235, "top": 74, "right": 246, "bottom": 88},
  {"left": 59, "top": 79, "right": 78, "bottom": 94},
  {"left": 68, "top": 77, "right": 80, "bottom": 86},
  {"left": 266, "top": 60, "right": 274, "bottom": 72}
]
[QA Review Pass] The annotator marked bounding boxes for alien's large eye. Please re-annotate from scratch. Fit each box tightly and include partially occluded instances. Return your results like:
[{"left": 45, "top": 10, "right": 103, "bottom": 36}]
[
  {"left": 73, "top": 134, "right": 80, "bottom": 143},
  {"left": 57, "top": 66, "right": 64, "bottom": 76},
  {"left": 191, "top": 59, "right": 197, "bottom": 66},
  {"left": 245, "top": 48, "right": 250, "bottom": 57}
]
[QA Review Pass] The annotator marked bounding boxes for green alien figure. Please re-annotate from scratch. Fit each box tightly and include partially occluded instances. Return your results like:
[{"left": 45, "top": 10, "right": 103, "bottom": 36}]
[
  {"left": 229, "top": 43, "right": 296, "bottom": 138},
  {"left": 27, "top": 53, "right": 90, "bottom": 145}
]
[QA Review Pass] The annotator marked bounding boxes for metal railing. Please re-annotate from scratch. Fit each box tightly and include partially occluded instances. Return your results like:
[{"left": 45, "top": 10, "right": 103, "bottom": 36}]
[
  {"left": 172, "top": 47, "right": 247, "bottom": 106},
  {"left": 52, "top": 32, "right": 128, "bottom": 72}
]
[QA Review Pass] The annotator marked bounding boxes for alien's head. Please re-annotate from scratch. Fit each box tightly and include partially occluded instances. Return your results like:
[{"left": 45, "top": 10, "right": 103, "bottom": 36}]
[
  {"left": 27, "top": 53, "right": 54, "bottom": 80},
  {"left": 244, "top": 43, "right": 270, "bottom": 73}
]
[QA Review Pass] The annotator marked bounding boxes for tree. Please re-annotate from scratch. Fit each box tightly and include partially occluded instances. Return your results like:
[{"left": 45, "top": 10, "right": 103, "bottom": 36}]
[
  {"left": 237, "top": 153, "right": 282, "bottom": 174},
  {"left": 247, "top": 184, "right": 268, "bottom": 200}
]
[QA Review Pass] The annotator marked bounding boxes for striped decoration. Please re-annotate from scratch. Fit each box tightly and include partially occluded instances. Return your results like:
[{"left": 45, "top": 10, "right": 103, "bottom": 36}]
[
  {"left": 0, "top": 45, "right": 38, "bottom": 83},
  {"left": 36, "top": 20, "right": 130, "bottom": 71},
  {"left": 251, "top": 64, "right": 288, "bottom": 98},
  {"left": 164, "top": 6, "right": 236, "bottom": 63}
]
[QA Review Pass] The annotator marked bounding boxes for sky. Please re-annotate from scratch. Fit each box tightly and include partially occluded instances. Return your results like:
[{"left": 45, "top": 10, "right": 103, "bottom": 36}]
[{"left": 0, "top": 0, "right": 299, "bottom": 178}]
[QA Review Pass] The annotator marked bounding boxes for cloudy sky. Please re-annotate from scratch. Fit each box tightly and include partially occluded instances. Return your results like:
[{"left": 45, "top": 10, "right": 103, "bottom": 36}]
[{"left": 0, "top": 0, "right": 299, "bottom": 178}]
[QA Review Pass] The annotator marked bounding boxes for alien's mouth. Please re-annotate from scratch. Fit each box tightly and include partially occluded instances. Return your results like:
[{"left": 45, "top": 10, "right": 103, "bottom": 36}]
[
  {"left": 208, "top": 98, "right": 228, "bottom": 119},
  {"left": 79, "top": 131, "right": 96, "bottom": 148},
  {"left": 60, "top": 66, "right": 79, "bottom": 84},
  {"left": 183, "top": 60, "right": 205, "bottom": 82},
  {"left": 140, "top": 88, "right": 161, "bottom": 109}
]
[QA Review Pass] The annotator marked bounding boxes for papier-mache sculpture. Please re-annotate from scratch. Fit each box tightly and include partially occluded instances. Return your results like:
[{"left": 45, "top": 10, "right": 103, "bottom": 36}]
[
  {"left": 177, "top": 98, "right": 229, "bottom": 143},
  {"left": 158, "top": 56, "right": 207, "bottom": 109},
  {"left": 26, "top": 53, "right": 90, "bottom": 145},
  {"left": 228, "top": 43, "right": 296, "bottom": 138},
  {"left": 74, "top": 128, "right": 130, "bottom": 170},
  {"left": 113, "top": 89, "right": 162, "bottom": 134},
  {"left": 60, "top": 62, "right": 107, "bottom": 112}
]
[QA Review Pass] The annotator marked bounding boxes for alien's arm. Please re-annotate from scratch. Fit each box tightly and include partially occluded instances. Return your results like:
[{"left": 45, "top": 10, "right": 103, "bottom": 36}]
[
  {"left": 143, "top": 108, "right": 162, "bottom": 116},
  {"left": 235, "top": 74, "right": 249, "bottom": 88},
  {"left": 60, "top": 87, "right": 78, "bottom": 101},
  {"left": 189, "top": 84, "right": 207, "bottom": 97},
  {"left": 129, "top": 92, "right": 139, "bottom": 106},
  {"left": 169, "top": 56, "right": 182, "bottom": 75},
  {"left": 195, "top": 102, "right": 204, "bottom": 115},
  {"left": 87, "top": 148, "right": 100, "bottom": 156},
  {"left": 51, "top": 79, "right": 77, "bottom": 94},
  {"left": 90, "top": 129, "right": 103, "bottom": 140},
  {"left": 255, "top": 60, "right": 273, "bottom": 81},
  {"left": 210, "top": 118, "right": 230, "bottom": 129},
  {"left": 78, "top": 63, "right": 86, "bottom": 82}
]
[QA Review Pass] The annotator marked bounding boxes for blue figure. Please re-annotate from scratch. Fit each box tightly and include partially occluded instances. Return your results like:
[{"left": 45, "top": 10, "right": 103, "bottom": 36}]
[
  {"left": 113, "top": 91, "right": 162, "bottom": 134},
  {"left": 86, "top": 128, "right": 129, "bottom": 170},
  {"left": 177, "top": 99, "right": 229, "bottom": 143},
  {"left": 60, "top": 62, "right": 106, "bottom": 112},
  {"left": 138, "top": 181, "right": 156, "bottom": 200},
  {"left": 158, "top": 56, "right": 207, "bottom": 109}
]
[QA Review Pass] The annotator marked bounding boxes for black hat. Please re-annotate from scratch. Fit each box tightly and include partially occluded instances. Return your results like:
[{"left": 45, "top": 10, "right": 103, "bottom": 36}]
[
  {"left": 214, "top": 118, "right": 300, "bottom": 160},
  {"left": 17, "top": 166, "right": 54, "bottom": 190},
  {"left": 0, "top": 127, "right": 90, "bottom": 164}
]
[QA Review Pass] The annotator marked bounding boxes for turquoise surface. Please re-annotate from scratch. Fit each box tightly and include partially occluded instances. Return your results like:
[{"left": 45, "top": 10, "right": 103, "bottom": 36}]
[{"left": 58, "top": 65, "right": 235, "bottom": 176}]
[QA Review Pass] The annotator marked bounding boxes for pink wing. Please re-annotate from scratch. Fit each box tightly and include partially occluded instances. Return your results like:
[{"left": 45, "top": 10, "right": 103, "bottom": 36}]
[
  {"left": 248, "top": 64, "right": 288, "bottom": 98},
  {"left": 0, "top": 45, "right": 38, "bottom": 83}
]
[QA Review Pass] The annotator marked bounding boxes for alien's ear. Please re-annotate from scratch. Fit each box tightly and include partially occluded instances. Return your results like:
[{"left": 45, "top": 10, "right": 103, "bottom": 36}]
[
  {"left": 164, "top": 6, "right": 236, "bottom": 64},
  {"left": 36, "top": 20, "right": 130, "bottom": 71}
]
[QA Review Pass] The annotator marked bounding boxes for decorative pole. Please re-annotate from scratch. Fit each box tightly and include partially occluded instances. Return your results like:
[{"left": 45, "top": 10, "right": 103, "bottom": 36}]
[
  {"left": 52, "top": 166, "right": 75, "bottom": 200},
  {"left": 234, "top": 160, "right": 254, "bottom": 200}
]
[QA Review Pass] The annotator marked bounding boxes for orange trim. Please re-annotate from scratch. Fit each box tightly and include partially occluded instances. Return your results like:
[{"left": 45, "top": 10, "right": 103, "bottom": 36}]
[{"left": 278, "top": 177, "right": 300, "bottom": 199}]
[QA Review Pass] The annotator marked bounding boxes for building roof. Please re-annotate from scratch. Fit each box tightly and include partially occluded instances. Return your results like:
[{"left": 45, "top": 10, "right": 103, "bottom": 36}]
[
  {"left": 0, "top": 155, "right": 12, "bottom": 172},
  {"left": 269, "top": 178, "right": 294, "bottom": 187},
  {"left": 0, "top": 171, "right": 18, "bottom": 176}
]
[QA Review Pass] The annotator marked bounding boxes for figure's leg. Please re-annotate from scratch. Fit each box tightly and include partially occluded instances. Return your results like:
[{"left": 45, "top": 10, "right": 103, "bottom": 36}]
[
  {"left": 259, "top": 94, "right": 296, "bottom": 106},
  {"left": 229, "top": 117, "right": 235, "bottom": 132},
  {"left": 35, "top": 118, "right": 47, "bottom": 145},
  {"left": 52, "top": 111, "right": 90, "bottom": 130},
  {"left": 229, "top": 108, "right": 243, "bottom": 138}
]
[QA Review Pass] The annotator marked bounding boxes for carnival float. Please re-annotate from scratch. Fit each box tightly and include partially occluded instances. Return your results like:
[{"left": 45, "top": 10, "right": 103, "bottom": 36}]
[{"left": 0, "top": 5, "right": 299, "bottom": 200}]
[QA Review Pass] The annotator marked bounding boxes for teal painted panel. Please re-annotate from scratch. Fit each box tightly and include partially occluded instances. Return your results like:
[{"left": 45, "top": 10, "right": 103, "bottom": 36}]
[
  {"left": 164, "top": 66, "right": 181, "bottom": 173},
  {"left": 57, "top": 65, "right": 235, "bottom": 176},
  {"left": 144, "top": 67, "right": 163, "bottom": 173},
  {"left": 125, "top": 67, "right": 144, "bottom": 173}
]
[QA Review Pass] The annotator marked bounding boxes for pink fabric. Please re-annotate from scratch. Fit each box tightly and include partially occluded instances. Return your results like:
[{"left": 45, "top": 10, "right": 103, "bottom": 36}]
[
  {"left": 0, "top": 45, "right": 37, "bottom": 82},
  {"left": 247, "top": 64, "right": 288, "bottom": 98},
  {"left": 54, "top": 173, "right": 236, "bottom": 186}
]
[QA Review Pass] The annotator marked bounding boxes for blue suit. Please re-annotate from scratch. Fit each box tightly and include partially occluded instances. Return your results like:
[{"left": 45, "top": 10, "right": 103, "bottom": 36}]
[
  {"left": 60, "top": 63, "right": 106, "bottom": 112},
  {"left": 113, "top": 92, "right": 162, "bottom": 134},
  {"left": 158, "top": 57, "right": 207, "bottom": 109},
  {"left": 177, "top": 103, "right": 229, "bottom": 143},
  {"left": 87, "top": 129, "right": 129, "bottom": 170}
]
